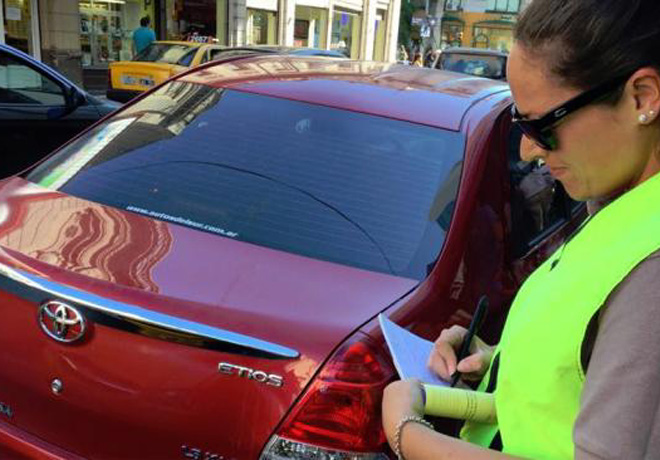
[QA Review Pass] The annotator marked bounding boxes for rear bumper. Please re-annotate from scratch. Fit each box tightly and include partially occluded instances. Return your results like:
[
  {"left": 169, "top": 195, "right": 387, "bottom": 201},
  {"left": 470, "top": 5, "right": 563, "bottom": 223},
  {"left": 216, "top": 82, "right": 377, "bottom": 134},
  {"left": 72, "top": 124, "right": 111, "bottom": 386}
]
[
  {"left": 106, "top": 88, "right": 142, "bottom": 103},
  {"left": 0, "top": 418, "right": 84, "bottom": 459}
]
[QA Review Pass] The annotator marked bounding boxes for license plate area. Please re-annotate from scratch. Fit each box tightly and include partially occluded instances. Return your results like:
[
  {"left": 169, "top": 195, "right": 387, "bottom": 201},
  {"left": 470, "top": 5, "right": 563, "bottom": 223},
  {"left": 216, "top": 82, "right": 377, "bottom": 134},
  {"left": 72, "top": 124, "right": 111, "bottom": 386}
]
[{"left": 120, "top": 75, "right": 155, "bottom": 87}]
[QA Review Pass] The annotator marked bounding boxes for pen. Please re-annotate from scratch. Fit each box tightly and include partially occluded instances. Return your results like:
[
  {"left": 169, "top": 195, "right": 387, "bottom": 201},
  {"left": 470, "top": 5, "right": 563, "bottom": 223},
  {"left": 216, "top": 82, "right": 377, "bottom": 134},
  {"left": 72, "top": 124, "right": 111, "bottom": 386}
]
[{"left": 450, "top": 295, "right": 489, "bottom": 387}]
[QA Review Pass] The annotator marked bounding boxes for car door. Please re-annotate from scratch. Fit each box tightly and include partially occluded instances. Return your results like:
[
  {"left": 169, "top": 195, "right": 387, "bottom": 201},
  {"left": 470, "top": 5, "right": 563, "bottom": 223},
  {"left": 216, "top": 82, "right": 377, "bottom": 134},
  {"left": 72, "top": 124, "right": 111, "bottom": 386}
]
[{"left": 0, "top": 49, "right": 96, "bottom": 178}]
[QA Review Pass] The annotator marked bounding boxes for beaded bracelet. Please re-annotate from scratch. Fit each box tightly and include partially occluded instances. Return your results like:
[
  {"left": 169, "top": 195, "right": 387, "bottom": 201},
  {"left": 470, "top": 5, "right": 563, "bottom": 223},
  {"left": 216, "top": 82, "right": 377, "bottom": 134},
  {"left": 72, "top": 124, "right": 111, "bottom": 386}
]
[{"left": 393, "top": 415, "right": 434, "bottom": 460}]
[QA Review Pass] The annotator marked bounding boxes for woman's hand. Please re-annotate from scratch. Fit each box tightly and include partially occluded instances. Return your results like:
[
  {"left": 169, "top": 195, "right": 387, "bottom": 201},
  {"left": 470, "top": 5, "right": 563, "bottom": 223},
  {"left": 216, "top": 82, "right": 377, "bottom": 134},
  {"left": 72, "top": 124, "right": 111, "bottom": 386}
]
[
  {"left": 382, "top": 379, "right": 425, "bottom": 447},
  {"left": 428, "top": 326, "right": 495, "bottom": 382}
]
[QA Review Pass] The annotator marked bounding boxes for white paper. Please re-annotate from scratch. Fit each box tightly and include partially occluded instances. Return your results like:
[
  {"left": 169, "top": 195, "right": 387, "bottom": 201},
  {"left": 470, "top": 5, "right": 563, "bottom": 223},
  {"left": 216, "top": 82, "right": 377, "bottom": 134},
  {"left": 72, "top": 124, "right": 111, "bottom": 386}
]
[
  {"left": 379, "top": 314, "right": 448, "bottom": 386},
  {"left": 6, "top": 7, "right": 21, "bottom": 21}
]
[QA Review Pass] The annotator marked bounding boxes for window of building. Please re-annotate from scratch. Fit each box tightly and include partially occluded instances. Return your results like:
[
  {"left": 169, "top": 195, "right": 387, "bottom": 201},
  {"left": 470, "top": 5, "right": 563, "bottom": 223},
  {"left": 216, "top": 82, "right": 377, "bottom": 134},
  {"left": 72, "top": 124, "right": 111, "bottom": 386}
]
[
  {"left": 3, "top": 0, "right": 38, "bottom": 56},
  {"left": 164, "top": 0, "right": 218, "bottom": 42},
  {"left": 330, "top": 10, "right": 361, "bottom": 58},
  {"left": 444, "top": 0, "right": 463, "bottom": 11},
  {"left": 80, "top": 0, "right": 147, "bottom": 67},
  {"left": 441, "top": 22, "right": 464, "bottom": 48},
  {"left": 472, "top": 25, "right": 514, "bottom": 51},
  {"left": 373, "top": 10, "right": 387, "bottom": 61},
  {"left": 294, "top": 6, "right": 328, "bottom": 49},
  {"left": 486, "top": 0, "right": 520, "bottom": 13},
  {"left": 246, "top": 9, "right": 278, "bottom": 45}
]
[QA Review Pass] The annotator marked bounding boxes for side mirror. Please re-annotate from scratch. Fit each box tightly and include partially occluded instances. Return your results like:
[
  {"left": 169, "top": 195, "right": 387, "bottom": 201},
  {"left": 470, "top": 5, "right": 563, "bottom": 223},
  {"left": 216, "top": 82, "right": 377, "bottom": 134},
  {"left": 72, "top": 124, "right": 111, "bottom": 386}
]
[
  {"left": 47, "top": 86, "right": 86, "bottom": 120},
  {"left": 68, "top": 87, "right": 87, "bottom": 111}
]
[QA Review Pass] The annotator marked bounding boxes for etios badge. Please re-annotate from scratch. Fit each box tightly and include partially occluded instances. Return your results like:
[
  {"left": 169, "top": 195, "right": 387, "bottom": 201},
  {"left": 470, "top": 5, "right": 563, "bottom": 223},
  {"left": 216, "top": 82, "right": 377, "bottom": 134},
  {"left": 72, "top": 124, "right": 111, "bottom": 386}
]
[{"left": 38, "top": 301, "right": 87, "bottom": 343}]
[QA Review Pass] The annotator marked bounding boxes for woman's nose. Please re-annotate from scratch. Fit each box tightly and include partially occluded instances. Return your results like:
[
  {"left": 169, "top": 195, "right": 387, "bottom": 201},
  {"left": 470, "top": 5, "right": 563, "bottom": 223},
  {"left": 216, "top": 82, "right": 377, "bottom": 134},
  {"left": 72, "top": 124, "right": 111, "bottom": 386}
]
[{"left": 519, "top": 135, "right": 548, "bottom": 163}]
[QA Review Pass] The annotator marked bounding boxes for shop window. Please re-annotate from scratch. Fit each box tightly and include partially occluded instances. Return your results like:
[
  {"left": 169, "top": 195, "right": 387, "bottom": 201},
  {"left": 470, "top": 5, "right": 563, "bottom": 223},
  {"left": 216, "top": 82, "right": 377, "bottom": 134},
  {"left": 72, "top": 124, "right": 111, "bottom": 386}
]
[
  {"left": 0, "top": 53, "right": 65, "bottom": 105},
  {"left": 441, "top": 22, "right": 463, "bottom": 48},
  {"left": 173, "top": 0, "right": 217, "bottom": 40},
  {"left": 373, "top": 10, "right": 387, "bottom": 62},
  {"left": 294, "top": 20, "right": 310, "bottom": 47},
  {"left": 3, "top": 0, "right": 37, "bottom": 56},
  {"left": 80, "top": 0, "right": 145, "bottom": 67},
  {"left": 295, "top": 6, "right": 329, "bottom": 49},
  {"left": 247, "top": 9, "right": 278, "bottom": 45},
  {"left": 473, "top": 33, "right": 488, "bottom": 49},
  {"left": 331, "top": 10, "right": 361, "bottom": 58},
  {"left": 473, "top": 25, "right": 513, "bottom": 52}
]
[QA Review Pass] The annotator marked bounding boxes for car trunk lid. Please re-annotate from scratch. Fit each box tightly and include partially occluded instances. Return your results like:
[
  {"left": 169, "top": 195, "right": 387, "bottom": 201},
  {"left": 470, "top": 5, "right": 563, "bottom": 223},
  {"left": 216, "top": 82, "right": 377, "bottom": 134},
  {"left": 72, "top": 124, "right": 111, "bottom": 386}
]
[{"left": 0, "top": 178, "right": 417, "bottom": 459}]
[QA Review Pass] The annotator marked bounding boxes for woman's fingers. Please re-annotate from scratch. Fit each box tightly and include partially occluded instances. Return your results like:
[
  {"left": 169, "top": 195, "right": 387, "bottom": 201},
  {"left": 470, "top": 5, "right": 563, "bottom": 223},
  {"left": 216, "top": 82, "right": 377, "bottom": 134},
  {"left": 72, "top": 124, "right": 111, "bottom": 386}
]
[
  {"left": 427, "top": 349, "right": 452, "bottom": 380},
  {"left": 456, "top": 351, "right": 490, "bottom": 380},
  {"left": 428, "top": 326, "right": 467, "bottom": 380}
]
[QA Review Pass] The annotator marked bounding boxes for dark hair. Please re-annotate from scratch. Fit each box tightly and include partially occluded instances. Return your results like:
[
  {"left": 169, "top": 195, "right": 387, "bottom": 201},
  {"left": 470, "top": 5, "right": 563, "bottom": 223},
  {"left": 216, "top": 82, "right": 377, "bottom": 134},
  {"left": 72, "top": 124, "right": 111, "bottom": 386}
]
[
  {"left": 140, "top": 16, "right": 150, "bottom": 27},
  {"left": 515, "top": 0, "right": 660, "bottom": 93}
]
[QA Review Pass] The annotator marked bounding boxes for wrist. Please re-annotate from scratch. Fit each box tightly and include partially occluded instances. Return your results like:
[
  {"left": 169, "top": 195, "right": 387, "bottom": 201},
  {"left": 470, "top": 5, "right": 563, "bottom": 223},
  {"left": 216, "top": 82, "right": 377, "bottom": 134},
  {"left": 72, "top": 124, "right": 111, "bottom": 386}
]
[
  {"left": 393, "top": 415, "right": 434, "bottom": 460},
  {"left": 414, "top": 381, "right": 426, "bottom": 415}
]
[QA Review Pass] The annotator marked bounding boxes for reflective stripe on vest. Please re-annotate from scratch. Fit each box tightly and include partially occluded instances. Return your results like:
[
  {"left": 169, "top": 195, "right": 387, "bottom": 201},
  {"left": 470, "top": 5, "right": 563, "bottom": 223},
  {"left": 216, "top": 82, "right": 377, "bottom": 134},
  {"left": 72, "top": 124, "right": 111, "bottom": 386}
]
[{"left": 461, "top": 172, "right": 660, "bottom": 459}]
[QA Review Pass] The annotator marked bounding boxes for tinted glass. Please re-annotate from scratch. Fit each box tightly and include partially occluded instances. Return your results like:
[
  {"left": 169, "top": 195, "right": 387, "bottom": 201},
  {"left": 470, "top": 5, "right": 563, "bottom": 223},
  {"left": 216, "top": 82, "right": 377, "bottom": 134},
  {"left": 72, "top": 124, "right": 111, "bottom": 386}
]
[
  {"left": 439, "top": 53, "right": 506, "bottom": 79},
  {"left": 133, "top": 43, "right": 197, "bottom": 66},
  {"left": 0, "top": 52, "right": 65, "bottom": 105},
  {"left": 26, "top": 82, "right": 464, "bottom": 280},
  {"left": 507, "top": 126, "right": 569, "bottom": 255}
]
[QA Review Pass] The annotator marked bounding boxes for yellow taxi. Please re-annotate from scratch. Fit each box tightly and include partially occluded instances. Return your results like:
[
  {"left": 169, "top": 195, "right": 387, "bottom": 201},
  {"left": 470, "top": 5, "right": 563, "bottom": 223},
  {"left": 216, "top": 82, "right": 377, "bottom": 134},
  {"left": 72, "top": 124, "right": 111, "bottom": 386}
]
[{"left": 107, "top": 41, "right": 224, "bottom": 102}]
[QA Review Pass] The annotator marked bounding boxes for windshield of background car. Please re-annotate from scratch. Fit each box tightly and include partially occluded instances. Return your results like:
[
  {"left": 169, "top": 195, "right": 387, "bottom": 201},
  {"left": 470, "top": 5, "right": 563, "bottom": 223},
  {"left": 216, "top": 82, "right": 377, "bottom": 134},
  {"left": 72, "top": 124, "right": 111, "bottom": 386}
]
[
  {"left": 26, "top": 82, "right": 465, "bottom": 281},
  {"left": 133, "top": 43, "right": 197, "bottom": 66},
  {"left": 439, "top": 53, "right": 505, "bottom": 79}
]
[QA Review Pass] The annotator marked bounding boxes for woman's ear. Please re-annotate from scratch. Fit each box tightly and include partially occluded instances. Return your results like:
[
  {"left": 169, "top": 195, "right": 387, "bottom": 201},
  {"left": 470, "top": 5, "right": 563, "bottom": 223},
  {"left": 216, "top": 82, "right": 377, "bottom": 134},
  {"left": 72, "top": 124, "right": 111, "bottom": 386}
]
[{"left": 629, "top": 67, "right": 660, "bottom": 123}]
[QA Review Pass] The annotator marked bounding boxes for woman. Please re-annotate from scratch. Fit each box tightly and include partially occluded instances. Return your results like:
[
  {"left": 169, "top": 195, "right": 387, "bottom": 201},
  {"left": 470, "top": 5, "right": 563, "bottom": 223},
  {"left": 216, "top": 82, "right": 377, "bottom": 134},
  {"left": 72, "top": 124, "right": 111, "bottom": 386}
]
[{"left": 382, "top": 1, "right": 660, "bottom": 459}]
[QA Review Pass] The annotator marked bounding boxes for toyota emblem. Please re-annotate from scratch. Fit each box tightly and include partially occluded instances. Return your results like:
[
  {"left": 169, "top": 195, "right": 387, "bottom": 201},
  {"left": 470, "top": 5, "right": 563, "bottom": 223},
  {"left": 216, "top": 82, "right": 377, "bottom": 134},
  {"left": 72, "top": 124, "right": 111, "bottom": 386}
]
[{"left": 38, "top": 301, "right": 87, "bottom": 343}]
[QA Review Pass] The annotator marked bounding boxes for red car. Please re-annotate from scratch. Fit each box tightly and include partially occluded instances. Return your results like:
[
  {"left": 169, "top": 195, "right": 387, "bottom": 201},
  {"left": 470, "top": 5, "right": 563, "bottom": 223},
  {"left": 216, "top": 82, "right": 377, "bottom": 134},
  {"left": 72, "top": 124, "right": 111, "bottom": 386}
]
[{"left": 0, "top": 56, "right": 584, "bottom": 459}]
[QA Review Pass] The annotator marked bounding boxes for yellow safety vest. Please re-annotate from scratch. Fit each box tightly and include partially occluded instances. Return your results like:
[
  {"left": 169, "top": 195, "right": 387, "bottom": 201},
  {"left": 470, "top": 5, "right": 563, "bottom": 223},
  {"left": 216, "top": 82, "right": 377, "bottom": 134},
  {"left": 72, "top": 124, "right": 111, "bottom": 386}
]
[{"left": 461, "top": 172, "right": 660, "bottom": 459}]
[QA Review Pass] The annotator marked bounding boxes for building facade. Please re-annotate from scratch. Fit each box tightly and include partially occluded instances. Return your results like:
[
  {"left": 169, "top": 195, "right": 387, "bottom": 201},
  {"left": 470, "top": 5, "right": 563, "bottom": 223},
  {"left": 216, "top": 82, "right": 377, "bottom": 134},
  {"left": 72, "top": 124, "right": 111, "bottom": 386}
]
[
  {"left": 441, "top": 0, "right": 525, "bottom": 52},
  {"left": 405, "top": 0, "right": 532, "bottom": 55},
  {"left": 1, "top": 0, "right": 401, "bottom": 88}
]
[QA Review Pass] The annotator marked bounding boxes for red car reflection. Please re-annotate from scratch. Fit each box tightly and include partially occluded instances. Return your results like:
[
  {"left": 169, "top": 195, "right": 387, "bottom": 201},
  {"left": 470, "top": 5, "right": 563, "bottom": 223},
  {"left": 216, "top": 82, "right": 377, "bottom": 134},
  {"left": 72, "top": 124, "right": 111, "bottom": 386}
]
[{"left": 0, "top": 56, "right": 584, "bottom": 459}]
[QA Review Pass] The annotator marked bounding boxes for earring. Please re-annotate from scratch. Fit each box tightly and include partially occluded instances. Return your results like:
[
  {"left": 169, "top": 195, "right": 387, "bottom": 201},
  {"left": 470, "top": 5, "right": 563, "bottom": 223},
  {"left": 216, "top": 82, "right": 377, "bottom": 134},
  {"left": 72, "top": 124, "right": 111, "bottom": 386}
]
[
  {"left": 650, "top": 110, "right": 656, "bottom": 117},
  {"left": 639, "top": 113, "right": 650, "bottom": 124}
]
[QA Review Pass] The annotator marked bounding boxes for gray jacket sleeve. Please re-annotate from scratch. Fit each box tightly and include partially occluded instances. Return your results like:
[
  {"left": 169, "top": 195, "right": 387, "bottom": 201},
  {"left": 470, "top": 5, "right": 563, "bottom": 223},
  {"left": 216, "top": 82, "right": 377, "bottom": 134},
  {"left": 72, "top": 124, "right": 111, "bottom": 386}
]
[{"left": 574, "top": 250, "right": 660, "bottom": 460}]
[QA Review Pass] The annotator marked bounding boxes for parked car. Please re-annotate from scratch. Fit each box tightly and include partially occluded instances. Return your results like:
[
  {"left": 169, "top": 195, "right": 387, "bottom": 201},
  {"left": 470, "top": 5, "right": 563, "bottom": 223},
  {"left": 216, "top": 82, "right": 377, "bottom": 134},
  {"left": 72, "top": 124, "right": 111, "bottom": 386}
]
[
  {"left": 0, "top": 56, "right": 584, "bottom": 459},
  {"left": 434, "top": 47, "right": 508, "bottom": 80},
  {"left": 107, "top": 40, "right": 225, "bottom": 102},
  {"left": 0, "top": 44, "right": 118, "bottom": 178},
  {"left": 207, "top": 45, "right": 349, "bottom": 60}
]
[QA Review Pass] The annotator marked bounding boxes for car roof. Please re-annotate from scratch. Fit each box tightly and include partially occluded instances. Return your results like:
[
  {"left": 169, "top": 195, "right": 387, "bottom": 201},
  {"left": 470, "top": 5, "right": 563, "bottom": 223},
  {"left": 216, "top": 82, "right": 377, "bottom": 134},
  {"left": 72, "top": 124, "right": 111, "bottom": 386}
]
[
  {"left": 152, "top": 40, "right": 204, "bottom": 47},
  {"left": 441, "top": 47, "right": 508, "bottom": 57},
  {"left": 177, "top": 55, "right": 510, "bottom": 131},
  {"left": 212, "top": 46, "right": 346, "bottom": 57}
]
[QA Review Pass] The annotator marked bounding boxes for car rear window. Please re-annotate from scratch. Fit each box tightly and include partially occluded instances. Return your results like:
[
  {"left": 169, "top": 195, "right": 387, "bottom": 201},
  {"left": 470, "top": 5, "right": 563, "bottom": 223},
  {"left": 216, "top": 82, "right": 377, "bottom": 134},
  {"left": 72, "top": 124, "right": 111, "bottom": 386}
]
[
  {"left": 26, "top": 82, "right": 464, "bottom": 280},
  {"left": 133, "top": 43, "right": 197, "bottom": 66},
  {"left": 439, "top": 53, "right": 506, "bottom": 79}
]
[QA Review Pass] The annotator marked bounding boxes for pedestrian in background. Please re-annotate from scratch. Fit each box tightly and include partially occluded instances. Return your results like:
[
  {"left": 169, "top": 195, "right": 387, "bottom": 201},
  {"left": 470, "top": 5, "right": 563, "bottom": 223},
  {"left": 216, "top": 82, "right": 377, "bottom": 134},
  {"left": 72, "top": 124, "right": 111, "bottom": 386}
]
[
  {"left": 133, "top": 16, "right": 156, "bottom": 56},
  {"left": 382, "top": 0, "right": 660, "bottom": 458},
  {"left": 411, "top": 52, "right": 423, "bottom": 67}
]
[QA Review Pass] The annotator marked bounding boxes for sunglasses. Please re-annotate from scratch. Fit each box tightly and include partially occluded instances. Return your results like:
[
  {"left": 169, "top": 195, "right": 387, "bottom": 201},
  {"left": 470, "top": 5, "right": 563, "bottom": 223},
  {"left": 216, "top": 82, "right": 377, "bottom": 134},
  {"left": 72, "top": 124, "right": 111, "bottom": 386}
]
[{"left": 511, "top": 75, "right": 630, "bottom": 150}]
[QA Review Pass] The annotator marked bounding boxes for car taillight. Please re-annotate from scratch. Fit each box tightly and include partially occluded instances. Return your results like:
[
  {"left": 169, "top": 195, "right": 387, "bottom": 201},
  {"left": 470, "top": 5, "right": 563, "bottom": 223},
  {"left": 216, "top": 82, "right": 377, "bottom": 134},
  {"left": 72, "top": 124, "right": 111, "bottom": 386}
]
[{"left": 260, "top": 332, "right": 394, "bottom": 459}]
